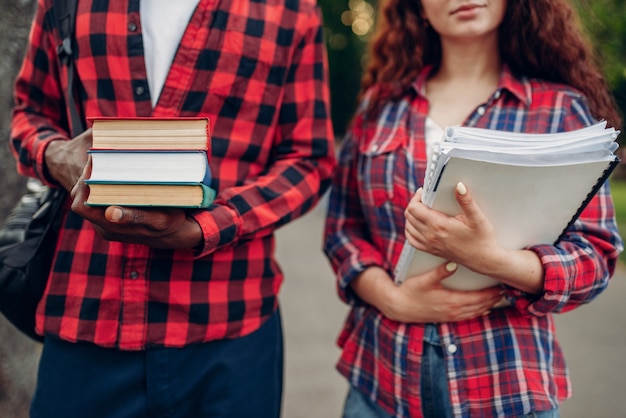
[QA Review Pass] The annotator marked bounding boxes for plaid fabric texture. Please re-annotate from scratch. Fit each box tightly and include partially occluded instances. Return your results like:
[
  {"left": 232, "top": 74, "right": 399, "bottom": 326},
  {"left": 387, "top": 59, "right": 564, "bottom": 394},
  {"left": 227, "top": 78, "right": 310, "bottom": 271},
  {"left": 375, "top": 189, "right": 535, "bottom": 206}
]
[
  {"left": 323, "top": 65, "right": 623, "bottom": 417},
  {"left": 11, "top": 0, "right": 335, "bottom": 349}
]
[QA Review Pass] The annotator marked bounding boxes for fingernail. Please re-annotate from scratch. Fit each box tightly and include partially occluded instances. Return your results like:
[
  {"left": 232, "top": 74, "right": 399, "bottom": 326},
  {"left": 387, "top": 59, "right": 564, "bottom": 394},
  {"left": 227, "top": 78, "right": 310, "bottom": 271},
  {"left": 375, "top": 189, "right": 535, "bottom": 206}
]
[
  {"left": 445, "top": 262, "right": 457, "bottom": 272},
  {"left": 456, "top": 182, "right": 467, "bottom": 196},
  {"left": 110, "top": 207, "right": 123, "bottom": 222}
]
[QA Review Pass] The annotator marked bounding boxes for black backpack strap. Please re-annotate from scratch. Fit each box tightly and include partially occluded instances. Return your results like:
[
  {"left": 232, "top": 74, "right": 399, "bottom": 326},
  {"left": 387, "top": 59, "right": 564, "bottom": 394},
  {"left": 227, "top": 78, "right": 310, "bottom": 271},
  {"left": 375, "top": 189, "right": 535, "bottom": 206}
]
[{"left": 52, "top": 0, "right": 84, "bottom": 137}]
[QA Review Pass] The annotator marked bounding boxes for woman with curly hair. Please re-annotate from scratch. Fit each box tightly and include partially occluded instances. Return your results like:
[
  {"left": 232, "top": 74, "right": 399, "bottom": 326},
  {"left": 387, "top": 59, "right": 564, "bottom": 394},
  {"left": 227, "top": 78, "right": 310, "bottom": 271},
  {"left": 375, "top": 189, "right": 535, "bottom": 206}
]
[{"left": 323, "top": 1, "right": 623, "bottom": 417}]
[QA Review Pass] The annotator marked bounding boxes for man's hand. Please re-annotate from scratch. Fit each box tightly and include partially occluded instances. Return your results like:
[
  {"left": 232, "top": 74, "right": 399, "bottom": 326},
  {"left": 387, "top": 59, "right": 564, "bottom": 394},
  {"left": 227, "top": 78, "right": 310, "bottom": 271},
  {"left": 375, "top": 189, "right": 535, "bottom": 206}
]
[
  {"left": 44, "top": 128, "right": 93, "bottom": 191},
  {"left": 70, "top": 157, "right": 204, "bottom": 249}
]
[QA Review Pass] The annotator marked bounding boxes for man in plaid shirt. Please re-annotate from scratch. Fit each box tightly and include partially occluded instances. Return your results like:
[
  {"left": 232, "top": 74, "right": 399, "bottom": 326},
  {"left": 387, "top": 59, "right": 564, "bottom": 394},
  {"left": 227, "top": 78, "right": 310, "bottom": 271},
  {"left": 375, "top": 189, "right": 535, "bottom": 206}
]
[{"left": 10, "top": 0, "right": 335, "bottom": 416}]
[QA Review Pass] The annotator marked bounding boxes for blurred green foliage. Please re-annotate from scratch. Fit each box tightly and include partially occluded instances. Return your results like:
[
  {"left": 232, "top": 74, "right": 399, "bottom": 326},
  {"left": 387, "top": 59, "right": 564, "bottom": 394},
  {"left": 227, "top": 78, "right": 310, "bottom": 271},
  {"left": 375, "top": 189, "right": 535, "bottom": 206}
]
[
  {"left": 610, "top": 179, "right": 626, "bottom": 263},
  {"left": 572, "top": 0, "right": 626, "bottom": 128},
  {"left": 573, "top": 0, "right": 626, "bottom": 89},
  {"left": 319, "top": 0, "right": 626, "bottom": 137},
  {"left": 318, "top": 0, "right": 374, "bottom": 137}
]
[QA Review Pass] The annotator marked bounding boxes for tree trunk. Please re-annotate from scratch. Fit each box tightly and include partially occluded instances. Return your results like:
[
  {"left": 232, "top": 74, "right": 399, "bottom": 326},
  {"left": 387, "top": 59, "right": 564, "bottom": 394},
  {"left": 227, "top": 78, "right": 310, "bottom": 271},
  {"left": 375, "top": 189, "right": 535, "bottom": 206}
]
[{"left": 0, "top": 1, "right": 43, "bottom": 417}]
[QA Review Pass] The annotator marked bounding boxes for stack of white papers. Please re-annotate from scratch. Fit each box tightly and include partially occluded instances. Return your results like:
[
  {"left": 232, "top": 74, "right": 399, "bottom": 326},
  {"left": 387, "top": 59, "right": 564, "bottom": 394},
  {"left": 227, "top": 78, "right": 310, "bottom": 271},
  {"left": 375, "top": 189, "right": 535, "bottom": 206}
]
[{"left": 395, "top": 121, "right": 620, "bottom": 290}]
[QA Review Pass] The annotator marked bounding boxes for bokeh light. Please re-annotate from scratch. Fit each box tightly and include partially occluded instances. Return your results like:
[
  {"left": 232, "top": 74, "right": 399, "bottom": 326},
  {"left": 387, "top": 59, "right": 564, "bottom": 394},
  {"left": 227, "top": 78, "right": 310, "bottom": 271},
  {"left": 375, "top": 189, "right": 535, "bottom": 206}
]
[{"left": 342, "top": 0, "right": 375, "bottom": 38}]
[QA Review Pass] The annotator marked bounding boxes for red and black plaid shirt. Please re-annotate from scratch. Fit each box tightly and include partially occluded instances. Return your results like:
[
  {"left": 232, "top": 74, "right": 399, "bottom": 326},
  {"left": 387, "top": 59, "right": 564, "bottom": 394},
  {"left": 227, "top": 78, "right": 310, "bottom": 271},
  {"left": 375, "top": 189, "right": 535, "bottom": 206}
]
[{"left": 11, "top": 0, "right": 335, "bottom": 349}]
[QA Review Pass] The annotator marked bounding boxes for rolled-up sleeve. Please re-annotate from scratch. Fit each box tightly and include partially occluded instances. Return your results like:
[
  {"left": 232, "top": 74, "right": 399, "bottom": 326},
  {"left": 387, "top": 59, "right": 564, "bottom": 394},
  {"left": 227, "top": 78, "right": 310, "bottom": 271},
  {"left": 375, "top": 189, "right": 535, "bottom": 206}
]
[
  {"left": 506, "top": 96, "right": 623, "bottom": 315},
  {"left": 510, "top": 181, "right": 622, "bottom": 315},
  {"left": 10, "top": 0, "right": 72, "bottom": 186}
]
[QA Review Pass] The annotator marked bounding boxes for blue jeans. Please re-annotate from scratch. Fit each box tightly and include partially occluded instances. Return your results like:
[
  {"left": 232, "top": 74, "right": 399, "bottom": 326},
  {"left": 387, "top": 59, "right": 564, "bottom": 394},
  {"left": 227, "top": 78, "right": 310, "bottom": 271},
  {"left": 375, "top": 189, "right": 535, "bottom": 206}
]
[
  {"left": 342, "top": 385, "right": 393, "bottom": 418},
  {"left": 420, "top": 323, "right": 453, "bottom": 417},
  {"left": 31, "top": 309, "right": 283, "bottom": 418},
  {"left": 342, "top": 324, "right": 560, "bottom": 418}
]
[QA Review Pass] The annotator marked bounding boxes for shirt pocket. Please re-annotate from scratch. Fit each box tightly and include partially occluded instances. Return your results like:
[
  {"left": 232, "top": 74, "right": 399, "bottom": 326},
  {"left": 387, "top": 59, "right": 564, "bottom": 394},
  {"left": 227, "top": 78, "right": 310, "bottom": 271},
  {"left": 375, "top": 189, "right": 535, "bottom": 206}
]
[
  {"left": 358, "top": 134, "right": 413, "bottom": 209},
  {"left": 357, "top": 134, "right": 415, "bottom": 255}
]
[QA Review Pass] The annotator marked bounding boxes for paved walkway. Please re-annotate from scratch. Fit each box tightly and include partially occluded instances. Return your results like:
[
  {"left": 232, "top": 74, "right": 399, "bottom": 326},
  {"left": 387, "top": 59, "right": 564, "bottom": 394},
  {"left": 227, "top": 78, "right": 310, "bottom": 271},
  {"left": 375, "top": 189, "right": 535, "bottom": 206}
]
[{"left": 277, "top": 195, "right": 626, "bottom": 418}]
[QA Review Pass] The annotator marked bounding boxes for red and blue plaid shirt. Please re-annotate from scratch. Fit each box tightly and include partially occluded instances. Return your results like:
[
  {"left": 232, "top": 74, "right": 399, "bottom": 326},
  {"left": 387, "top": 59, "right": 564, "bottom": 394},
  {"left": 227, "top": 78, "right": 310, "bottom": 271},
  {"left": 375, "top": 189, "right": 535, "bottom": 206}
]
[
  {"left": 323, "top": 65, "right": 623, "bottom": 417},
  {"left": 11, "top": 0, "right": 335, "bottom": 349}
]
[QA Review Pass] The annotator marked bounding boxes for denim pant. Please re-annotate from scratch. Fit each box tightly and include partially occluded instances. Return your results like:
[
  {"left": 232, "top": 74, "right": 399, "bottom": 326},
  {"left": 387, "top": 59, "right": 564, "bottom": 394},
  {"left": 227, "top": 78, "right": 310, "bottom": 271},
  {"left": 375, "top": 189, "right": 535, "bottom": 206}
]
[
  {"left": 31, "top": 309, "right": 284, "bottom": 418},
  {"left": 342, "top": 324, "right": 560, "bottom": 418}
]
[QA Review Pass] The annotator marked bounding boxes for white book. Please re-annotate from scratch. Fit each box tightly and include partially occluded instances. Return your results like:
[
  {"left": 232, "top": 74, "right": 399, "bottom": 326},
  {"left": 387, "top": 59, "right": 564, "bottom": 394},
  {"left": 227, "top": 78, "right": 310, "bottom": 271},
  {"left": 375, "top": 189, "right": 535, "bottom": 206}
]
[
  {"left": 394, "top": 122, "right": 620, "bottom": 290},
  {"left": 87, "top": 150, "right": 211, "bottom": 184}
]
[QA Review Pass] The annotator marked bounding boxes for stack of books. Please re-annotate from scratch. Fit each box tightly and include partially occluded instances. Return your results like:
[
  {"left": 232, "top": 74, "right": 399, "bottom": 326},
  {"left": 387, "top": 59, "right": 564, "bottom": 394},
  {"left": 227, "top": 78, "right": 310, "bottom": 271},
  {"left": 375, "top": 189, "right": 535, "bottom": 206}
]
[
  {"left": 394, "top": 121, "right": 620, "bottom": 290},
  {"left": 86, "top": 117, "right": 216, "bottom": 208}
]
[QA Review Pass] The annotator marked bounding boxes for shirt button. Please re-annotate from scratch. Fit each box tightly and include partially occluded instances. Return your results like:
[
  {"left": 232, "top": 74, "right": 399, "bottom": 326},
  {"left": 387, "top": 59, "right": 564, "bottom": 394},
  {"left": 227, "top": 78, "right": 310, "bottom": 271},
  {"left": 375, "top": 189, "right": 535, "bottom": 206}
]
[
  {"left": 493, "top": 90, "right": 502, "bottom": 99},
  {"left": 476, "top": 106, "right": 486, "bottom": 116},
  {"left": 370, "top": 144, "right": 379, "bottom": 153},
  {"left": 447, "top": 344, "right": 458, "bottom": 354},
  {"left": 128, "top": 22, "right": 138, "bottom": 32},
  {"left": 130, "top": 271, "right": 139, "bottom": 280},
  {"left": 135, "top": 86, "right": 145, "bottom": 96}
]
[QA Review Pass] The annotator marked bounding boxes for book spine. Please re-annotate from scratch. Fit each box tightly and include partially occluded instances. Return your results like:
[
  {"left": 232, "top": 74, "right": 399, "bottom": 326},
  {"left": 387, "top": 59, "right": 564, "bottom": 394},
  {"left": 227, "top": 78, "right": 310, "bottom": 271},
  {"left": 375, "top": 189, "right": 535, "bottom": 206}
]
[
  {"left": 393, "top": 242, "right": 415, "bottom": 284},
  {"left": 424, "top": 142, "right": 443, "bottom": 199},
  {"left": 199, "top": 184, "right": 217, "bottom": 208},
  {"left": 204, "top": 118, "right": 212, "bottom": 157},
  {"left": 555, "top": 157, "right": 619, "bottom": 244}
]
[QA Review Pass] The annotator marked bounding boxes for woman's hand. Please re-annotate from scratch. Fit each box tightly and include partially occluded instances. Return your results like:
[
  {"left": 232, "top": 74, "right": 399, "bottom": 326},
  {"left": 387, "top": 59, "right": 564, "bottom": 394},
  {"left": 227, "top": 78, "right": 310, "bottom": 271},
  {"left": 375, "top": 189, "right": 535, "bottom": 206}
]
[
  {"left": 404, "top": 183, "right": 544, "bottom": 294},
  {"left": 351, "top": 264, "right": 503, "bottom": 323},
  {"left": 70, "top": 157, "right": 204, "bottom": 250},
  {"left": 404, "top": 182, "right": 503, "bottom": 273}
]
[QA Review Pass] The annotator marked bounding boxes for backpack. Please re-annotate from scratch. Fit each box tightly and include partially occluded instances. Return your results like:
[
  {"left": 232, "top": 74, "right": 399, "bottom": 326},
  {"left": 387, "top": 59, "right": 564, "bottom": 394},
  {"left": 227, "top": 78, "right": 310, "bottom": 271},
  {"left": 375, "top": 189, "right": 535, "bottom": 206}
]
[{"left": 0, "top": 0, "right": 83, "bottom": 341}]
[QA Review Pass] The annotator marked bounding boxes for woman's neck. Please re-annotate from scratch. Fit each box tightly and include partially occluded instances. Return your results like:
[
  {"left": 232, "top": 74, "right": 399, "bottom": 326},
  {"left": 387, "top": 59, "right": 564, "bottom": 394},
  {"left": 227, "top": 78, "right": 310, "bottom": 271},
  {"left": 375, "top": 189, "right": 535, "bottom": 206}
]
[
  {"left": 436, "top": 35, "right": 501, "bottom": 85},
  {"left": 425, "top": 38, "right": 502, "bottom": 128}
]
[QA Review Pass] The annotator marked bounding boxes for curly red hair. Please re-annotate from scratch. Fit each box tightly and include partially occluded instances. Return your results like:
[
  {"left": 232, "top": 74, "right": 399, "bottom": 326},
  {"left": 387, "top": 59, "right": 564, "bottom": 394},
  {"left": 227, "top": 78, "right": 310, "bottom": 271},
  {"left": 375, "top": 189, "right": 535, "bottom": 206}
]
[{"left": 362, "top": 0, "right": 621, "bottom": 129}]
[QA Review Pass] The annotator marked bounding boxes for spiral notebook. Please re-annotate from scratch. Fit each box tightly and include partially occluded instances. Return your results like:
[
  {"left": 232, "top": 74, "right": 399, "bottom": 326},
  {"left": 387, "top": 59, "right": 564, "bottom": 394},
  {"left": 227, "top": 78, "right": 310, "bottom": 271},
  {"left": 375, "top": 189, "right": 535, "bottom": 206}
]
[{"left": 394, "top": 121, "right": 620, "bottom": 290}]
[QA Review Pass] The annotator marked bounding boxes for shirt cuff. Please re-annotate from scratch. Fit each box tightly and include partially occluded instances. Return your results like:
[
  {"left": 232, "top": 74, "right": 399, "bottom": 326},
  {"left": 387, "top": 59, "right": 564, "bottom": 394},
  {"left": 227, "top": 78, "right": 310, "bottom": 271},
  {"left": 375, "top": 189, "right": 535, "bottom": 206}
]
[
  {"left": 191, "top": 203, "right": 242, "bottom": 258},
  {"left": 506, "top": 244, "right": 571, "bottom": 316},
  {"left": 336, "top": 252, "right": 388, "bottom": 306}
]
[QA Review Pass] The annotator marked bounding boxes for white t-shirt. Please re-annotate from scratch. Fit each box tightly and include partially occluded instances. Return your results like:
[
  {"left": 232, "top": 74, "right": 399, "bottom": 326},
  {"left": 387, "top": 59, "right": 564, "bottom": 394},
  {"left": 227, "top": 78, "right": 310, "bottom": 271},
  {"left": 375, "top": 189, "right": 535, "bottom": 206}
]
[
  {"left": 140, "top": 0, "right": 201, "bottom": 107},
  {"left": 425, "top": 117, "right": 444, "bottom": 163}
]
